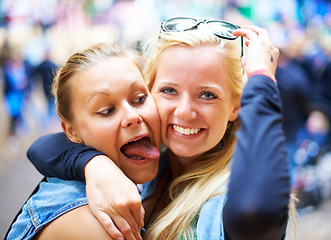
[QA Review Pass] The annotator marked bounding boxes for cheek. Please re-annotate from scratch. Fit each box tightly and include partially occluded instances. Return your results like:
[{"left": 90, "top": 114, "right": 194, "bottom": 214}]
[
  {"left": 146, "top": 99, "right": 161, "bottom": 127},
  {"left": 157, "top": 108, "right": 171, "bottom": 142},
  {"left": 211, "top": 124, "right": 227, "bottom": 143},
  {"left": 142, "top": 99, "right": 161, "bottom": 136},
  {"left": 144, "top": 110, "right": 162, "bottom": 147},
  {"left": 152, "top": 105, "right": 169, "bottom": 146},
  {"left": 152, "top": 95, "right": 162, "bottom": 113},
  {"left": 205, "top": 107, "right": 230, "bottom": 140},
  {"left": 152, "top": 96, "right": 169, "bottom": 127},
  {"left": 79, "top": 119, "right": 118, "bottom": 153}
]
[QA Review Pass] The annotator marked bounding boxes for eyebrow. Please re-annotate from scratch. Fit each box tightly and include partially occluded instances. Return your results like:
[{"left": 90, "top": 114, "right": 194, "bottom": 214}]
[
  {"left": 156, "top": 80, "right": 225, "bottom": 96},
  {"left": 87, "top": 80, "right": 145, "bottom": 103},
  {"left": 87, "top": 90, "right": 111, "bottom": 103},
  {"left": 156, "top": 80, "right": 178, "bottom": 86},
  {"left": 198, "top": 84, "right": 225, "bottom": 96}
]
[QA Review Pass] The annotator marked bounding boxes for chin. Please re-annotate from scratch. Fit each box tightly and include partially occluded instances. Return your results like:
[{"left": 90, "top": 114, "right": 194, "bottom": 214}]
[
  {"left": 133, "top": 169, "right": 158, "bottom": 184},
  {"left": 171, "top": 145, "right": 202, "bottom": 158},
  {"left": 133, "top": 175, "right": 154, "bottom": 184}
]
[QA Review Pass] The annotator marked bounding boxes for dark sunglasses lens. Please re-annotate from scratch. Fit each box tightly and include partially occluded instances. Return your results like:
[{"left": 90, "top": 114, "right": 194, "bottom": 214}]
[
  {"left": 163, "top": 18, "right": 198, "bottom": 31},
  {"left": 207, "top": 21, "right": 238, "bottom": 39}
]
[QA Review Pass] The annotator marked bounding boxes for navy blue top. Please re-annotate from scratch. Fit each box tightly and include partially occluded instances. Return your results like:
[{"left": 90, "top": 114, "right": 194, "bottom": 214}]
[{"left": 27, "top": 75, "right": 290, "bottom": 240}]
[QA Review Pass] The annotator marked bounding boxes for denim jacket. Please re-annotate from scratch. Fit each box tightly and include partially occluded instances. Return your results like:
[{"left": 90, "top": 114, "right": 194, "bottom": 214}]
[{"left": 6, "top": 178, "right": 88, "bottom": 240}]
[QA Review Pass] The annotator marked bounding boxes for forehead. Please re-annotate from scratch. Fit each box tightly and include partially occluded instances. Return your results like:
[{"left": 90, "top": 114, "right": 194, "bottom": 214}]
[
  {"left": 70, "top": 57, "right": 146, "bottom": 99},
  {"left": 156, "top": 45, "right": 229, "bottom": 85},
  {"left": 158, "top": 45, "right": 224, "bottom": 71},
  {"left": 89, "top": 57, "right": 141, "bottom": 78},
  {"left": 75, "top": 57, "right": 143, "bottom": 85},
  {"left": 163, "top": 44, "right": 220, "bottom": 58}
]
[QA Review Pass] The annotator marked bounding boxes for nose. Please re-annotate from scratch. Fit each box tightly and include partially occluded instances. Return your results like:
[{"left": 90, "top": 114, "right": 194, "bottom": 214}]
[
  {"left": 121, "top": 103, "right": 143, "bottom": 128},
  {"left": 174, "top": 94, "right": 197, "bottom": 120}
]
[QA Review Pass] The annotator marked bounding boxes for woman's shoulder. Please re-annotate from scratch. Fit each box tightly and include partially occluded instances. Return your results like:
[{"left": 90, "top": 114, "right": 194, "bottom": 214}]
[
  {"left": 34, "top": 205, "right": 114, "bottom": 240},
  {"left": 7, "top": 178, "right": 88, "bottom": 240}
]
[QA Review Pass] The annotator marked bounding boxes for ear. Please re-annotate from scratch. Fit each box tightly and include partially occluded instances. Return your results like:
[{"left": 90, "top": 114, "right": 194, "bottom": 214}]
[
  {"left": 228, "top": 104, "right": 240, "bottom": 122},
  {"left": 61, "top": 120, "right": 81, "bottom": 143}
]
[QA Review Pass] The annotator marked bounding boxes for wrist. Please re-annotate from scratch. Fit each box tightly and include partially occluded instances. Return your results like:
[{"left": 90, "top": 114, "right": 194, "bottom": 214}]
[
  {"left": 248, "top": 69, "right": 277, "bottom": 83},
  {"left": 85, "top": 155, "right": 120, "bottom": 180}
]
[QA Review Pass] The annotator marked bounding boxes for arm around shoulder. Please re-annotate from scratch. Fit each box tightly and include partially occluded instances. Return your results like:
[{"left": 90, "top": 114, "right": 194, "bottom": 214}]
[{"left": 27, "top": 132, "right": 105, "bottom": 181}]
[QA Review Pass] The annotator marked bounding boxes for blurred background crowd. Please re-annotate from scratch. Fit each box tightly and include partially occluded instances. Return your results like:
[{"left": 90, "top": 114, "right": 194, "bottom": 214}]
[{"left": 0, "top": 0, "right": 331, "bottom": 219}]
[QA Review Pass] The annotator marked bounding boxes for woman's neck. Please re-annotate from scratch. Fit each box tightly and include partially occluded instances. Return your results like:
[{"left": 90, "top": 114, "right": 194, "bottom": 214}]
[{"left": 167, "top": 149, "right": 202, "bottom": 178}]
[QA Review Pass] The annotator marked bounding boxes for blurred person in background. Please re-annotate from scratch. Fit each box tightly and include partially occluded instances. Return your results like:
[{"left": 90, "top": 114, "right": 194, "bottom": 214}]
[
  {"left": 274, "top": 28, "right": 312, "bottom": 183},
  {"left": 271, "top": 20, "right": 331, "bottom": 208},
  {"left": 321, "top": 55, "right": 331, "bottom": 103},
  {"left": 2, "top": 46, "right": 32, "bottom": 150},
  {"left": 291, "top": 101, "right": 331, "bottom": 208},
  {"left": 0, "top": 36, "right": 11, "bottom": 68},
  {"left": 31, "top": 49, "right": 58, "bottom": 123}
]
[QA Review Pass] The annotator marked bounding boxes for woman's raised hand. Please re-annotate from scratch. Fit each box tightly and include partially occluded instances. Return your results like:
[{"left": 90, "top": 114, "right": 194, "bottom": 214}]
[{"left": 233, "top": 26, "right": 279, "bottom": 77}]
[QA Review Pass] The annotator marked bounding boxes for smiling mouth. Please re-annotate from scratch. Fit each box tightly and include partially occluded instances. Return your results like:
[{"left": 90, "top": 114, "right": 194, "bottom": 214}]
[
  {"left": 120, "top": 137, "right": 160, "bottom": 161},
  {"left": 172, "top": 125, "right": 202, "bottom": 135}
]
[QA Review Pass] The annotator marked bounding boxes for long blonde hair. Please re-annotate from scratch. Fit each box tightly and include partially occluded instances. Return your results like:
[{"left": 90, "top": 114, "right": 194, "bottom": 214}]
[{"left": 143, "top": 27, "right": 243, "bottom": 240}]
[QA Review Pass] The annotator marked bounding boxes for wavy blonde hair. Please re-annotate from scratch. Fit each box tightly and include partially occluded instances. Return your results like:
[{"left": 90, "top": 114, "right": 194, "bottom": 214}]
[{"left": 142, "top": 27, "right": 243, "bottom": 240}]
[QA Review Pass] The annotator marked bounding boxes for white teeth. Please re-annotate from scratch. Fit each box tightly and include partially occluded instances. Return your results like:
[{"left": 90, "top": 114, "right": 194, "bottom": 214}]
[{"left": 172, "top": 125, "right": 200, "bottom": 135}]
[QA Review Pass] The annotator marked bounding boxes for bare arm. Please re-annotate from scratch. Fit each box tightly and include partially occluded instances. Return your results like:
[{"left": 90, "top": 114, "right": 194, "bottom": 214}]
[{"left": 34, "top": 205, "right": 115, "bottom": 240}]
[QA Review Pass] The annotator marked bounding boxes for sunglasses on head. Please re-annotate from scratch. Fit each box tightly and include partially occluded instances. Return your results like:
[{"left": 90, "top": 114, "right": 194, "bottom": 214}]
[{"left": 161, "top": 17, "right": 243, "bottom": 57}]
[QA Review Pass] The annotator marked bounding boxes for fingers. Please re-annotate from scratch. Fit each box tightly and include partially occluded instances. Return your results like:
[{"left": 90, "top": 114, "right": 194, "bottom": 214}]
[
  {"left": 111, "top": 210, "right": 142, "bottom": 240},
  {"left": 93, "top": 206, "right": 142, "bottom": 240},
  {"left": 232, "top": 25, "right": 279, "bottom": 76},
  {"left": 232, "top": 27, "right": 258, "bottom": 42},
  {"left": 93, "top": 211, "right": 124, "bottom": 239},
  {"left": 109, "top": 193, "right": 144, "bottom": 239},
  {"left": 115, "top": 201, "right": 143, "bottom": 240},
  {"left": 102, "top": 201, "right": 142, "bottom": 240},
  {"left": 244, "top": 26, "right": 271, "bottom": 40},
  {"left": 86, "top": 193, "right": 143, "bottom": 240},
  {"left": 131, "top": 204, "right": 145, "bottom": 229},
  {"left": 233, "top": 26, "right": 270, "bottom": 41}
]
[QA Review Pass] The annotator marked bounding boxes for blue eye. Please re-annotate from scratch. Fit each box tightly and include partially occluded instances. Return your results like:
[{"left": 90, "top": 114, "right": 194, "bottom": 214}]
[
  {"left": 160, "top": 87, "right": 177, "bottom": 95},
  {"left": 133, "top": 94, "right": 147, "bottom": 104},
  {"left": 200, "top": 91, "right": 218, "bottom": 100},
  {"left": 97, "top": 107, "right": 115, "bottom": 116}
]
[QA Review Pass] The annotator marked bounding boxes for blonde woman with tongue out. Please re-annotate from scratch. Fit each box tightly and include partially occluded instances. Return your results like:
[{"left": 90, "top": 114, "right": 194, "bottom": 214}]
[
  {"left": 17, "top": 18, "right": 292, "bottom": 240},
  {"left": 6, "top": 43, "right": 161, "bottom": 240}
]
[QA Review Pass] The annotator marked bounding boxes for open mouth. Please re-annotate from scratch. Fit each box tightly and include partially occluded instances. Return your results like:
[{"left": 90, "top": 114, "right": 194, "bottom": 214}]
[{"left": 120, "top": 137, "right": 160, "bottom": 161}]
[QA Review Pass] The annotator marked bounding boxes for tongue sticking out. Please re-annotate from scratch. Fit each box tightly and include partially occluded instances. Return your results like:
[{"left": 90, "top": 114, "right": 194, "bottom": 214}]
[{"left": 121, "top": 137, "right": 160, "bottom": 160}]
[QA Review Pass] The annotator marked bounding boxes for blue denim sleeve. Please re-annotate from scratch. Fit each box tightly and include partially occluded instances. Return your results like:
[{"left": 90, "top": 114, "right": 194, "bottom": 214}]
[
  {"left": 27, "top": 132, "right": 105, "bottom": 181},
  {"left": 223, "top": 75, "right": 290, "bottom": 240}
]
